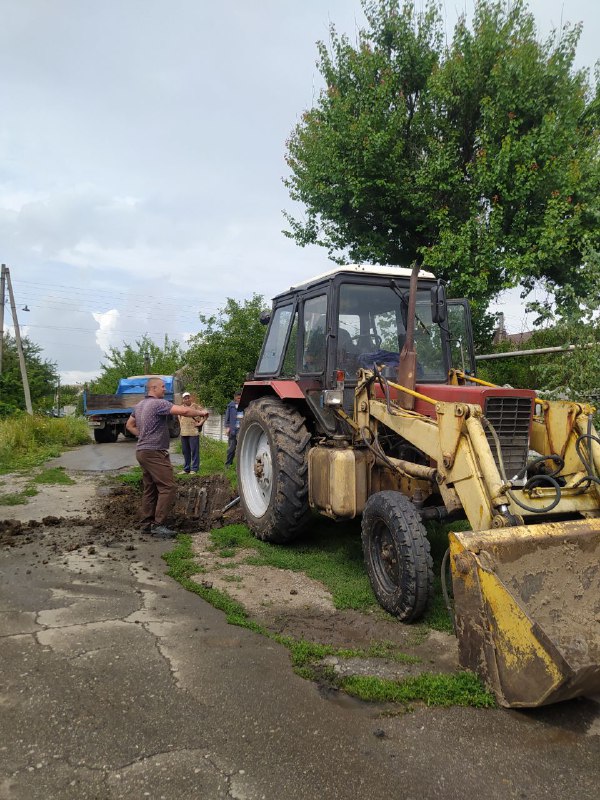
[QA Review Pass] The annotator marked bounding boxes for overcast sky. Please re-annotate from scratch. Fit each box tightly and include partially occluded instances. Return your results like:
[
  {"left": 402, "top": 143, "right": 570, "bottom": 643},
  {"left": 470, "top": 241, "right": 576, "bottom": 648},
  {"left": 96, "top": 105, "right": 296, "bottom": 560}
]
[{"left": 1, "top": 1, "right": 597, "bottom": 385}]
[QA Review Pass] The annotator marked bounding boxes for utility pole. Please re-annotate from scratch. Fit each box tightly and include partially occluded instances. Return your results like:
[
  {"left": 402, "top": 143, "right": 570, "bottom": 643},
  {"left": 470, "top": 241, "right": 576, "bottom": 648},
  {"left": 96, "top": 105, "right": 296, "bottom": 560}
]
[
  {"left": 5, "top": 266, "right": 33, "bottom": 414},
  {"left": 0, "top": 264, "right": 6, "bottom": 374}
]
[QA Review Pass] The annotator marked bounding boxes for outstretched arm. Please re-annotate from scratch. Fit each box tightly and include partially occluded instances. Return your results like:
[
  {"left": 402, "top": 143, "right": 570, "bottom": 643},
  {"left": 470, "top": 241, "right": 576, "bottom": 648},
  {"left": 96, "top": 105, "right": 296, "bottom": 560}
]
[{"left": 171, "top": 404, "right": 209, "bottom": 418}]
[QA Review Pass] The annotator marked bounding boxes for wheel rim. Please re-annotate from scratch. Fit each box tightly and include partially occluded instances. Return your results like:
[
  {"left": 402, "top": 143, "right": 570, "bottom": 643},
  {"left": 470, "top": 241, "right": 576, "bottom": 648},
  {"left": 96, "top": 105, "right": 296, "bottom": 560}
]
[
  {"left": 239, "top": 421, "right": 273, "bottom": 518},
  {"left": 371, "top": 520, "right": 400, "bottom": 593}
]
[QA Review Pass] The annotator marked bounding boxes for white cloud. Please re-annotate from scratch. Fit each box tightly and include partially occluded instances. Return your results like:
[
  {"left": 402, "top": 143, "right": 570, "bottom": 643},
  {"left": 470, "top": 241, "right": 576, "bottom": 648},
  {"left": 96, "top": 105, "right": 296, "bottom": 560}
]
[
  {"left": 92, "top": 309, "right": 121, "bottom": 354},
  {"left": 59, "top": 369, "right": 100, "bottom": 386}
]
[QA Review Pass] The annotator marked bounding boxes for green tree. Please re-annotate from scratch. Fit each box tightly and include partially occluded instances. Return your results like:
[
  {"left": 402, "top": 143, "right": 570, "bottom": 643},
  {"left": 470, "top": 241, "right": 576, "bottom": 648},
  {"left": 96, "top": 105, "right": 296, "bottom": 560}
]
[
  {"left": 185, "top": 296, "right": 266, "bottom": 412},
  {"left": 90, "top": 335, "right": 187, "bottom": 394},
  {"left": 285, "top": 0, "right": 600, "bottom": 338},
  {"left": 479, "top": 310, "right": 600, "bottom": 404},
  {"left": 0, "top": 333, "right": 58, "bottom": 416}
]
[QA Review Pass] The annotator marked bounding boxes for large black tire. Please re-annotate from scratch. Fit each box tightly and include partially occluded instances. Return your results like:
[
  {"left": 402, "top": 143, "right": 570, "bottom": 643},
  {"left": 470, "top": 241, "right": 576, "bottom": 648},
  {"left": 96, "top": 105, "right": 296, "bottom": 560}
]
[
  {"left": 361, "top": 491, "right": 433, "bottom": 622},
  {"left": 168, "top": 419, "right": 181, "bottom": 438},
  {"left": 94, "top": 427, "right": 117, "bottom": 443},
  {"left": 237, "top": 396, "right": 311, "bottom": 543}
]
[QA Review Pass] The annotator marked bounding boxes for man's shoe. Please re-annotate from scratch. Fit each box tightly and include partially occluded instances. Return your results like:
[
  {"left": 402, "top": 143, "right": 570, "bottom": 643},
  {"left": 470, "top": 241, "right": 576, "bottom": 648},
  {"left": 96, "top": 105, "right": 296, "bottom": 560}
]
[
  {"left": 140, "top": 524, "right": 152, "bottom": 534},
  {"left": 190, "top": 470, "right": 198, "bottom": 474},
  {"left": 152, "top": 524, "right": 177, "bottom": 539}
]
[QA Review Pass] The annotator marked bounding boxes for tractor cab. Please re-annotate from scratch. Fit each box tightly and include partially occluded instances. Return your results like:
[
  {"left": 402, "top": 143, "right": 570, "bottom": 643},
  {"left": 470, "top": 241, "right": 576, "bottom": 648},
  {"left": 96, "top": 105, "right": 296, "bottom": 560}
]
[{"left": 247, "top": 264, "right": 475, "bottom": 431}]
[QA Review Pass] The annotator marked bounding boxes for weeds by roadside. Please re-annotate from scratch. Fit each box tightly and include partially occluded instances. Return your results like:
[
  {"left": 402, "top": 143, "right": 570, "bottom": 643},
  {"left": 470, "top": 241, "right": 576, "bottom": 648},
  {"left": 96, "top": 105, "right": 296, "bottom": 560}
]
[{"left": 0, "top": 414, "right": 89, "bottom": 474}]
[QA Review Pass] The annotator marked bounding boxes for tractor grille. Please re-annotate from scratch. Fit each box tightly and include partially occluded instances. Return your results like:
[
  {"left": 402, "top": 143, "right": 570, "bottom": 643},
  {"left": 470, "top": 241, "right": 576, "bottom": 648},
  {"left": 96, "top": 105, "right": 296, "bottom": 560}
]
[{"left": 483, "top": 396, "right": 533, "bottom": 481}]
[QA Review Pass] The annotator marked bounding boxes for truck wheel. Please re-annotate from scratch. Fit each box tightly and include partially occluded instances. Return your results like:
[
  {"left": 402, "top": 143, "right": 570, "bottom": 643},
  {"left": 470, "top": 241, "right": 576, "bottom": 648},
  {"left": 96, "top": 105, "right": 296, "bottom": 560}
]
[
  {"left": 361, "top": 491, "right": 433, "bottom": 622},
  {"left": 237, "top": 397, "right": 311, "bottom": 543},
  {"left": 168, "top": 419, "right": 181, "bottom": 438}
]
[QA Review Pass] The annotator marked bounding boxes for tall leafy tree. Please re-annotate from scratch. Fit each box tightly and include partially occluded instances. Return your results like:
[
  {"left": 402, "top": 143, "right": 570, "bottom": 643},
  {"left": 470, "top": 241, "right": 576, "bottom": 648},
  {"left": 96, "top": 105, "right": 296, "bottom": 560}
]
[
  {"left": 185, "top": 295, "right": 266, "bottom": 412},
  {"left": 285, "top": 0, "right": 600, "bottom": 337},
  {"left": 90, "top": 335, "right": 187, "bottom": 394},
  {"left": 0, "top": 333, "right": 58, "bottom": 415}
]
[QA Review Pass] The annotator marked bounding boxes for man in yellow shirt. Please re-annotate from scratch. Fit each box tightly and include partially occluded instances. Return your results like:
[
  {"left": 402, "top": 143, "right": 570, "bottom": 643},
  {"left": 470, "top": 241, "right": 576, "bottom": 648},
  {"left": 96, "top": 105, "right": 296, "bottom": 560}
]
[{"left": 179, "top": 392, "right": 209, "bottom": 474}]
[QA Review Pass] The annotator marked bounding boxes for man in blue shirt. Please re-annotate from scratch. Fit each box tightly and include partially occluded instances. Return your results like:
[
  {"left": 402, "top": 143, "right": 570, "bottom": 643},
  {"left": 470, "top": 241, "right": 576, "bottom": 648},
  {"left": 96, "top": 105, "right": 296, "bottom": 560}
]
[
  {"left": 126, "top": 378, "right": 207, "bottom": 537},
  {"left": 224, "top": 391, "right": 243, "bottom": 466}
]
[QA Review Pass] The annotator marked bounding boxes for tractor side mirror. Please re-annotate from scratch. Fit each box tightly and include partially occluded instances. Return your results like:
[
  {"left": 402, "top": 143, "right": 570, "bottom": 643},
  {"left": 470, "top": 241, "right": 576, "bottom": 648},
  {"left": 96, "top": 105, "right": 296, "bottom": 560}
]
[
  {"left": 431, "top": 282, "right": 447, "bottom": 324},
  {"left": 259, "top": 310, "right": 271, "bottom": 326}
]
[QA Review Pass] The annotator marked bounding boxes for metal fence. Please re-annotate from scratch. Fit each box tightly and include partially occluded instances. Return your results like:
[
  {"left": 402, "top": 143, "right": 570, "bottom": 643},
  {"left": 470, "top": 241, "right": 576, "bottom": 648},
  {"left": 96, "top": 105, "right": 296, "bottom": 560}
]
[{"left": 201, "top": 409, "right": 227, "bottom": 442}]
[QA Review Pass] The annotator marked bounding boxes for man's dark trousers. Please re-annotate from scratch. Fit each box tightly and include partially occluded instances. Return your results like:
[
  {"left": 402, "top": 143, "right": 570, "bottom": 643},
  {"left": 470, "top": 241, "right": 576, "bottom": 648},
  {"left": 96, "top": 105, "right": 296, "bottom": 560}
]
[
  {"left": 225, "top": 433, "right": 237, "bottom": 466},
  {"left": 181, "top": 435, "right": 199, "bottom": 472},
  {"left": 136, "top": 449, "right": 176, "bottom": 525}
]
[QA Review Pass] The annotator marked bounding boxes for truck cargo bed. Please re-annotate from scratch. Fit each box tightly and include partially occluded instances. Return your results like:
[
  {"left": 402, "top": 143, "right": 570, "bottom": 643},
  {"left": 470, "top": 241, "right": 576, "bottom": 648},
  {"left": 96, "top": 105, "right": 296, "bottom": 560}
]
[{"left": 84, "top": 393, "right": 146, "bottom": 412}]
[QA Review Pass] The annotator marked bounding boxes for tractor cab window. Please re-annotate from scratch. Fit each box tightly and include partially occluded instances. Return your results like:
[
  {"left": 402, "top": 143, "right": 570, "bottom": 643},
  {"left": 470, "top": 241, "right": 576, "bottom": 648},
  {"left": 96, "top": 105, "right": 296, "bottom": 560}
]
[
  {"left": 337, "top": 283, "right": 446, "bottom": 381},
  {"left": 302, "top": 295, "right": 327, "bottom": 373},
  {"left": 256, "top": 303, "right": 294, "bottom": 375},
  {"left": 448, "top": 300, "right": 476, "bottom": 375},
  {"left": 281, "top": 311, "right": 298, "bottom": 377}
]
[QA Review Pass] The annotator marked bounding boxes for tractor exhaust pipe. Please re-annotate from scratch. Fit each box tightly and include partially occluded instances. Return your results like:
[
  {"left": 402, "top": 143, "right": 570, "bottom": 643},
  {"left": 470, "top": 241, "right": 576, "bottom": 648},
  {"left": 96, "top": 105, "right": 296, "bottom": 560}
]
[{"left": 397, "top": 261, "right": 420, "bottom": 409}]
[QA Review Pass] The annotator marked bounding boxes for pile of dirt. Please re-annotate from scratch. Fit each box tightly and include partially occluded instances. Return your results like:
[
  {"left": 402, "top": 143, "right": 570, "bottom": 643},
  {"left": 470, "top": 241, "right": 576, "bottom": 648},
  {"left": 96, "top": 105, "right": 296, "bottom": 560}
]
[{"left": 0, "top": 473, "right": 241, "bottom": 552}]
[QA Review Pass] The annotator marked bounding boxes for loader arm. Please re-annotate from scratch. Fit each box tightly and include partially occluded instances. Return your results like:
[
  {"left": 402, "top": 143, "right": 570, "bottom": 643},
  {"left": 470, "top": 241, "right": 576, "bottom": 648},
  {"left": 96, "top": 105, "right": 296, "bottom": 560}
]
[{"left": 356, "top": 372, "right": 600, "bottom": 707}]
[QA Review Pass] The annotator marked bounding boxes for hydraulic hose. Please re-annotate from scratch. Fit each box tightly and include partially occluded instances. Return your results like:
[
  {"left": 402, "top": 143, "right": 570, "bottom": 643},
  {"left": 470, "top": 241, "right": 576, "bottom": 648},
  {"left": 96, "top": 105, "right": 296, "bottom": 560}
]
[
  {"left": 480, "top": 415, "right": 563, "bottom": 513},
  {"left": 440, "top": 546, "right": 456, "bottom": 635}
]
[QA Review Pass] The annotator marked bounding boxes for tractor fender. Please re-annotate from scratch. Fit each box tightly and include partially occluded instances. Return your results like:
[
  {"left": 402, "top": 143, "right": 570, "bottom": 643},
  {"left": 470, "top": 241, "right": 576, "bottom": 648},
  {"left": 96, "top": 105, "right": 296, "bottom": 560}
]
[{"left": 239, "top": 380, "right": 306, "bottom": 410}]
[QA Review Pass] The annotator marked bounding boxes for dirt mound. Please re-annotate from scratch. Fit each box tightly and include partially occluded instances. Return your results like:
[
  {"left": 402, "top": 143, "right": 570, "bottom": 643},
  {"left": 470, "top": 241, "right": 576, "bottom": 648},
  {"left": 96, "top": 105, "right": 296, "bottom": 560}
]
[{"left": 0, "top": 473, "right": 240, "bottom": 551}]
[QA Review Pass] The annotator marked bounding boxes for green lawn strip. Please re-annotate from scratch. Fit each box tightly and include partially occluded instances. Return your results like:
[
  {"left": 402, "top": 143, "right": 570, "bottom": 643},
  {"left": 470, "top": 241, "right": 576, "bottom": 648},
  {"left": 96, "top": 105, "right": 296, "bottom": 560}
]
[
  {"left": 163, "top": 535, "right": 491, "bottom": 708},
  {"left": 32, "top": 467, "right": 75, "bottom": 485},
  {"left": 0, "top": 487, "right": 39, "bottom": 506},
  {"left": 340, "top": 672, "right": 496, "bottom": 708}
]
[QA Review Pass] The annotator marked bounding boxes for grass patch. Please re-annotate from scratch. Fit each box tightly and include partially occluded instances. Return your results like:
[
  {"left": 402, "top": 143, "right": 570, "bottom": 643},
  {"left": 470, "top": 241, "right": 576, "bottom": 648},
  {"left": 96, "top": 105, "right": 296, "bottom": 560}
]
[
  {"left": 0, "top": 486, "right": 39, "bottom": 505},
  {"left": 0, "top": 414, "right": 90, "bottom": 474},
  {"left": 198, "top": 437, "right": 237, "bottom": 488},
  {"left": 115, "top": 466, "right": 143, "bottom": 492},
  {"left": 340, "top": 672, "right": 496, "bottom": 708},
  {"left": 211, "top": 518, "right": 376, "bottom": 612},
  {"left": 33, "top": 467, "right": 75, "bottom": 485},
  {"left": 209, "top": 519, "right": 459, "bottom": 631}
]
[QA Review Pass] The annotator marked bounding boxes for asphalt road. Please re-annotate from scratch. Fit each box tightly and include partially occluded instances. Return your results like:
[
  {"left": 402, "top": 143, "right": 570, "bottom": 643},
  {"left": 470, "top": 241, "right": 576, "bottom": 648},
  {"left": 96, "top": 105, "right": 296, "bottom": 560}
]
[{"left": 0, "top": 443, "right": 599, "bottom": 799}]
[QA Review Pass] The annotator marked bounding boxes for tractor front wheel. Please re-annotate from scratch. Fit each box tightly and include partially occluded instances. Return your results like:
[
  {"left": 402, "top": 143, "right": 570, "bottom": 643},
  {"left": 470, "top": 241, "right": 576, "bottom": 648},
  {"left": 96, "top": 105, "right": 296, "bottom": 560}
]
[
  {"left": 361, "top": 491, "right": 433, "bottom": 622},
  {"left": 237, "top": 397, "right": 311, "bottom": 543}
]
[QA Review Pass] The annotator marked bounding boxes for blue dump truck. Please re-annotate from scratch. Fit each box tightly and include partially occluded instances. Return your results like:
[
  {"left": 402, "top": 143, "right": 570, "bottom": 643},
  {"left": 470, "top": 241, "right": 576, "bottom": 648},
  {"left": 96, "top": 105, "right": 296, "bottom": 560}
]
[{"left": 83, "top": 374, "right": 183, "bottom": 443}]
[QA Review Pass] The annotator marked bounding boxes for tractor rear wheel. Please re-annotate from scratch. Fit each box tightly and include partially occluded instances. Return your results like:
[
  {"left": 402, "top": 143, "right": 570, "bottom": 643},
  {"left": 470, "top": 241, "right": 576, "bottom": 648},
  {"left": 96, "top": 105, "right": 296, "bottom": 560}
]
[
  {"left": 361, "top": 491, "right": 433, "bottom": 622},
  {"left": 237, "top": 397, "right": 311, "bottom": 543}
]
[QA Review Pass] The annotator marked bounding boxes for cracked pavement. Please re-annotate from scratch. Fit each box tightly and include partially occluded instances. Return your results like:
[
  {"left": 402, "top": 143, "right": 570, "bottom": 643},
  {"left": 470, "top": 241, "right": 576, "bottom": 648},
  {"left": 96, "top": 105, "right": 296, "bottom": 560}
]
[{"left": 1, "top": 531, "right": 599, "bottom": 799}]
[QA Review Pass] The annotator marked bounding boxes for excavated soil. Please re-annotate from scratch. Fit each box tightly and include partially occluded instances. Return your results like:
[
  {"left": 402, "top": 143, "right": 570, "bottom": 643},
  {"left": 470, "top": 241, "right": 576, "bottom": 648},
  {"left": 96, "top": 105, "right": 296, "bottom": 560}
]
[{"left": 0, "top": 472, "right": 458, "bottom": 675}]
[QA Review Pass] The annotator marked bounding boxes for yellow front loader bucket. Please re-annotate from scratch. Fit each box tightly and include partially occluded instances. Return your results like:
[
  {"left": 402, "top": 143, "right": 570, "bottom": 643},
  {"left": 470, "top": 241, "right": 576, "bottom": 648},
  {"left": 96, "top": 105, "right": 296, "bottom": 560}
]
[{"left": 449, "top": 520, "right": 600, "bottom": 707}]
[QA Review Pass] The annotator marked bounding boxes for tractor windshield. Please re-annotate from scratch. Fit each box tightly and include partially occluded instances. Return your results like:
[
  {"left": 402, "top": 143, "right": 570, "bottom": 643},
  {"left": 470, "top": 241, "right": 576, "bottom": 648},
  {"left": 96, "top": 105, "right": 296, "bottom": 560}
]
[{"left": 337, "top": 282, "right": 446, "bottom": 381}]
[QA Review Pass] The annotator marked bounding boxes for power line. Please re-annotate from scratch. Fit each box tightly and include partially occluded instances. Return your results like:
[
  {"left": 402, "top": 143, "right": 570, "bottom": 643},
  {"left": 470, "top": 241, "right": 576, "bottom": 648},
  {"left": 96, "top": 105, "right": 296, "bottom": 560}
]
[
  {"left": 20, "top": 322, "right": 200, "bottom": 335},
  {"left": 12, "top": 277, "right": 222, "bottom": 310}
]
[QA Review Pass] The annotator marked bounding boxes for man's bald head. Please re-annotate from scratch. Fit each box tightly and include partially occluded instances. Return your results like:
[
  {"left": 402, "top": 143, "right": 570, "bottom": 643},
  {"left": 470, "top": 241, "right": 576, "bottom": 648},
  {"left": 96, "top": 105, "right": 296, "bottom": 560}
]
[{"left": 146, "top": 378, "right": 166, "bottom": 397}]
